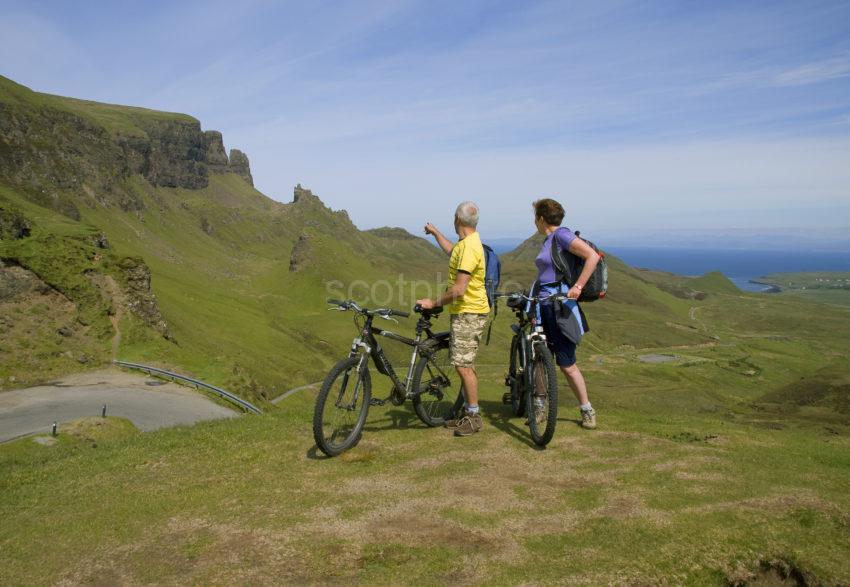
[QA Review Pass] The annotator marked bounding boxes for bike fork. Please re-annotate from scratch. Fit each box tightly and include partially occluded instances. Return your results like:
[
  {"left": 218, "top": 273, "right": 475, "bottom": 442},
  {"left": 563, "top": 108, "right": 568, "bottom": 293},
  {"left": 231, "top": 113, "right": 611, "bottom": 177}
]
[{"left": 336, "top": 353, "right": 368, "bottom": 410}]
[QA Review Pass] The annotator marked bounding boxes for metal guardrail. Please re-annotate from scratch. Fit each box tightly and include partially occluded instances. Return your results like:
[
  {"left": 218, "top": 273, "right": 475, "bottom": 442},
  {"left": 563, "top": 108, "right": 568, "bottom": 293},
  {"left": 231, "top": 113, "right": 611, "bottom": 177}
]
[{"left": 113, "top": 360, "right": 263, "bottom": 415}]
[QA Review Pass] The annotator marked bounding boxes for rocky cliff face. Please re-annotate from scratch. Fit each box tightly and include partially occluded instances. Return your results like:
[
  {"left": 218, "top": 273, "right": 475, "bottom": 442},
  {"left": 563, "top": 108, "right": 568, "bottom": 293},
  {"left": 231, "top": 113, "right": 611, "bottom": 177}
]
[{"left": 0, "top": 76, "right": 255, "bottom": 217}]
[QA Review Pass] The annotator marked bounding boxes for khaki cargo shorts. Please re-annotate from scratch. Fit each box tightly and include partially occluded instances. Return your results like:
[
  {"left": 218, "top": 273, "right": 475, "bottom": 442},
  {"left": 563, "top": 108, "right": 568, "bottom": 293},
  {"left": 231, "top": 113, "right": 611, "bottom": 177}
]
[{"left": 450, "top": 313, "right": 488, "bottom": 368}]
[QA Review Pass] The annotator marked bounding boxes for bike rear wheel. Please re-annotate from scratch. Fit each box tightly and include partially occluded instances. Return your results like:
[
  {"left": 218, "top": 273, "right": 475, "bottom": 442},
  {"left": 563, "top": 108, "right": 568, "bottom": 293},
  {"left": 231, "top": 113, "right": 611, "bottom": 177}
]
[
  {"left": 526, "top": 342, "right": 558, "bottom": 446},
  {"left": 411, "top": 338, "right": 465, "bottom": 427},
  {"left": 313, "top": 355, "right": 371, "bottom": 456}
]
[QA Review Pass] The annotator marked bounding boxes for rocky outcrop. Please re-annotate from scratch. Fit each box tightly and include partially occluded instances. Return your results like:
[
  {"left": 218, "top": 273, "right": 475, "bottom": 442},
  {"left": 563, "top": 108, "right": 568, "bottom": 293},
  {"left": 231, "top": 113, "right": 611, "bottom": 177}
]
[
  {"left": 0, "top": 260, "right": 56, "bottom": 301},
  {"left": 288, "top": 233, "right": 311, "bottom": 272},
  {"left": 203, "top": 130, "right": 229, "bottom": 170},
  {"left": 228, "top": 149, "right": 253, "bottom": 186},
  {"left": 117, "top": 257, "right": 173, "bottom": 340},
  {"left": 293, "top": 184, "right": 319, "bottom": 204},
  {"left": 0, "top": 206, "right": 31, "bottom": 240}
]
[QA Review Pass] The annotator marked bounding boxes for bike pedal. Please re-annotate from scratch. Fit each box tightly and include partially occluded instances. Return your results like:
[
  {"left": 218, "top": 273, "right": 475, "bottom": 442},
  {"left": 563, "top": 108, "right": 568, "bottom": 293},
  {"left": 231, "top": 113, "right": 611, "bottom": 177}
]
[
  {"left": 501, "top": 392, "right": 512, "bottom": 405},
  {"left": 369, "top": 398, "right": 386, "bottom": 406}
]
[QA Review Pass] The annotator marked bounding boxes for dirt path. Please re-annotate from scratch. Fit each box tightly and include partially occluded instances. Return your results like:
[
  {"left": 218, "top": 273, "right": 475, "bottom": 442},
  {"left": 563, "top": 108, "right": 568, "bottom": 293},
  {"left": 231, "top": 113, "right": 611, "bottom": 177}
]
[
  {"left": 272, "top": 382, "right": 322, "bottom": 404},
  {"left": 100, "top": 275, "right": 124, "bottom": 360},
  {"left": 0, "top": 368, "right": 236, "bottom": 443}
]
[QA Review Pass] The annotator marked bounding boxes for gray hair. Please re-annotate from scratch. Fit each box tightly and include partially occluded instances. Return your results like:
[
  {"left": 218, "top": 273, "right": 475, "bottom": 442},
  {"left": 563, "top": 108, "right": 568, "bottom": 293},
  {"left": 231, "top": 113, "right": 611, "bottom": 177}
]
[{"left": 455, "top": 201, "right": 479, "bottom": 228}]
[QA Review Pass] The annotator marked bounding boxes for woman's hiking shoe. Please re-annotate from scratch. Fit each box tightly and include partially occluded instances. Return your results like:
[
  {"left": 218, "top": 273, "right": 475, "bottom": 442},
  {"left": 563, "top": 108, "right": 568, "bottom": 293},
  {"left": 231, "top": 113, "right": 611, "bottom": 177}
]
[
  {"left": 454, "top": 413, "right": 483, "bottom": 437},
  {"left": 580, "top": 408, "right": 597, "bottom": 430}
]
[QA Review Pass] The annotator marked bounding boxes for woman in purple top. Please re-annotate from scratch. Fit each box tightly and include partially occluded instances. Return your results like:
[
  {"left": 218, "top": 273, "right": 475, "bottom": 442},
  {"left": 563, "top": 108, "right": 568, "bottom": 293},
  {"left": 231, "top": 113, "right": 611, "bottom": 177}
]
[{"left": 533, "top": 198, "right": 601, "bottom": 430}]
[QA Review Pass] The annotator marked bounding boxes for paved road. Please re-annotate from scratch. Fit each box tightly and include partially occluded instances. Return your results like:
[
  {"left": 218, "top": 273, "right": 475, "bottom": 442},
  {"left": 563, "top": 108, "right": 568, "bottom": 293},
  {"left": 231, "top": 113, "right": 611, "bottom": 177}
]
[{"left": 0, "top": 369, "right": 237, "bottom": 443}]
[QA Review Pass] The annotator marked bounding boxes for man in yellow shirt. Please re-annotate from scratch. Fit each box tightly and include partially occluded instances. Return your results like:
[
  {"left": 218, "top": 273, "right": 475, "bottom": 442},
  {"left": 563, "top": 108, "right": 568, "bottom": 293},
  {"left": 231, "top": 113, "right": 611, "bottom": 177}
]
[{"left": 416, "top": 201, "right": 490, "bottom": 437}]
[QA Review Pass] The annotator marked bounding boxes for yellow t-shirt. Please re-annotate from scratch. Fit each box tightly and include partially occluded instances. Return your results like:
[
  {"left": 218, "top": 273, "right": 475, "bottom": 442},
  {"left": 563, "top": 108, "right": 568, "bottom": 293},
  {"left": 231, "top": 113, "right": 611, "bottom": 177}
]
[{"left": 447, "top": 231, "right": 490, "bottom": 314}]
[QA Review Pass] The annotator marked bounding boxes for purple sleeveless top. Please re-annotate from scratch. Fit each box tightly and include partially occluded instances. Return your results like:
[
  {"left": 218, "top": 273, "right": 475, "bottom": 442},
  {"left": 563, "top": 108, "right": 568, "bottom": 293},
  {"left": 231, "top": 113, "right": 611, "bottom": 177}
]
[{"left": 535, "top": 227, "right": 577, "bottom": 284}]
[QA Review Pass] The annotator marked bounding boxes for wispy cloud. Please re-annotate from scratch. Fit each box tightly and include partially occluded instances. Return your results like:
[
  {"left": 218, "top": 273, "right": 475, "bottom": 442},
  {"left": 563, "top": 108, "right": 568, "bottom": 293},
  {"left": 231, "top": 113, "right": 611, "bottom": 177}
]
[
  {"left": 3, "top": 0, "right": 850, "bottom": 235},
  {"left": 774, "top": 55, "right": 850, "bottom": 87}
]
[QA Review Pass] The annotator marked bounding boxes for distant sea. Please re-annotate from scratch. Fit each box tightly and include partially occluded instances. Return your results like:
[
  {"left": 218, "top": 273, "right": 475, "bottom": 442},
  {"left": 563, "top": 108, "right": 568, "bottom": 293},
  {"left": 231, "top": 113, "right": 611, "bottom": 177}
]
[
  {"left": 607, "top": 247, "right": 850, "bottom": 292},
  {"left": 491, "top": 239, "right": 850, "bottom": 292}
]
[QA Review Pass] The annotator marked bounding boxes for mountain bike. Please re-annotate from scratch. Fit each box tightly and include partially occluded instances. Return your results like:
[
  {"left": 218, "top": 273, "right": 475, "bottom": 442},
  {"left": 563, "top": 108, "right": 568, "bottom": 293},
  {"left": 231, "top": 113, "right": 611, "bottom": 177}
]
[
  {"left": 313, "top": 299, "right": 465, "bottom": 456},
  {"left": 499, "top": 291, "right": 562, "bottom": 446}
]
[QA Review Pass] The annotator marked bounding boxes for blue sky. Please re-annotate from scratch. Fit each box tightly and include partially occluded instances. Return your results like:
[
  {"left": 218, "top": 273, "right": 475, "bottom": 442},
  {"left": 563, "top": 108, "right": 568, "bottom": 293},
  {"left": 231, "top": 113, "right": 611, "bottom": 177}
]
[{"left": 1, "top": 0, "right": 849, "bottom": 241}]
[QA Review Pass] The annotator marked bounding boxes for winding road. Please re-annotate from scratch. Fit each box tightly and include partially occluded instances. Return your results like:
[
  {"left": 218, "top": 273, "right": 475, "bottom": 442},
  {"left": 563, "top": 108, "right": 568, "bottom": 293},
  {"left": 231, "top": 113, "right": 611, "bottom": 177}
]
[{"left": 0, "top": 368, "right": 237, "bottom": 443}]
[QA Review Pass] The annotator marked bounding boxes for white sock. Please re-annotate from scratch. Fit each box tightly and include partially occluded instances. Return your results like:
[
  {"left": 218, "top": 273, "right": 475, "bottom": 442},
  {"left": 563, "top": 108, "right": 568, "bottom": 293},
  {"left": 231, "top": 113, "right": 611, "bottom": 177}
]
[
  {"left": 580, "top": 403, "right": 593, "bottom": 412},
  {"left": 467, "top": 404, "right": 480, "bottom": 414}
]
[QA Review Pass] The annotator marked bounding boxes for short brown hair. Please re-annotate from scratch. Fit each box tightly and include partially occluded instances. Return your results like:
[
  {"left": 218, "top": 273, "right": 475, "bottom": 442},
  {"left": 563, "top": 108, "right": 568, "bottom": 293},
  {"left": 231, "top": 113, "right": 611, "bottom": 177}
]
[{"left": 533, "top": 198, "right": 565, "bottom": 226}]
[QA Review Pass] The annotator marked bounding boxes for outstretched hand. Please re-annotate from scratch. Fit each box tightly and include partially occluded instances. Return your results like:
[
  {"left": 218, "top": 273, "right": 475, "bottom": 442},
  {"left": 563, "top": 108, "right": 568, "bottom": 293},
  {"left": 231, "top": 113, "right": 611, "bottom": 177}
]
[{"left": 424, "top": 222, "right": 439, "bottom": 236}]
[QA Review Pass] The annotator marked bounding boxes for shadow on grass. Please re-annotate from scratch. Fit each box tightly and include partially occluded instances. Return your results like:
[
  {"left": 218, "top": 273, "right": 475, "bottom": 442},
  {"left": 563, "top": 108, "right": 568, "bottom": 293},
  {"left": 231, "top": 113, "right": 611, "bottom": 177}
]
[
  {"left": 363, "top": 408, "right": 423, "bottom": 431},
  {"left": 305, "top": 445, "right": 330, "bottom": 460},
  {"left": 558, "top": 416, "right": 583, "bottom": 427},
  {"left": 478, "top": 399, "right": 543, "bottom": 450}
]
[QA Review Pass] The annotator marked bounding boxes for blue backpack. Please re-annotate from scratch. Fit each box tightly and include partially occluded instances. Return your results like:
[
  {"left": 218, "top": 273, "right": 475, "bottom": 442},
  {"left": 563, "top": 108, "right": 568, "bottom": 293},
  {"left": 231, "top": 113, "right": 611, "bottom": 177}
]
[{"left": 482, "top": 243, "right": 501, "bottom": 311}]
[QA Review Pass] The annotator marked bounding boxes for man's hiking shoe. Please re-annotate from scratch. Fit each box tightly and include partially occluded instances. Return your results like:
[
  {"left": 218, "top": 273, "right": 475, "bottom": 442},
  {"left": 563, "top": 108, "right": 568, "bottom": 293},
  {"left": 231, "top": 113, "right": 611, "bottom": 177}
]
[
  {"left": 580, "top": 408, "right": 597, "bottom": 430},
  {"left": 454, "top": 413, "right": 483, "bottom": 437},
  {"left": 443, "top": 412, "right": 466, "bottom": 429}
]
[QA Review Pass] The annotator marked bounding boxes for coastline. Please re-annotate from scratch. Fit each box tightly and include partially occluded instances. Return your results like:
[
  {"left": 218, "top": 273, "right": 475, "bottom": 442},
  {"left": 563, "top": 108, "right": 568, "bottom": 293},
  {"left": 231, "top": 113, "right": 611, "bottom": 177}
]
[{"left": 747, "top": 279, "right": 782, "bottom": 293}]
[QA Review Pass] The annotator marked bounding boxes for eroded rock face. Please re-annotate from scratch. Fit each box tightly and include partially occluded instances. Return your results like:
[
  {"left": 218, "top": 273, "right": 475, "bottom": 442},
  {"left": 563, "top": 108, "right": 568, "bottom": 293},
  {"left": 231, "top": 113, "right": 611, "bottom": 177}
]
[
  {"left": 117, "top": 257, "right": 173, "bottom": 340},
  {"left": 203, "top": 130, "right": 229, "bottom": 170},
  {"left": 0, "top": 260, "right": 54, "bottom": 301},
  {"left": 0, "top": 84, "right": 255, "bottom": 218},
  {"left": 0, "top": 102, "right": 124, "bottom": 217},
  {"left": 228, "top": 149, "right": 253, "bottom": 186},
  {"left": 127, "top": 118, "right": 209, "bottom": 189}
]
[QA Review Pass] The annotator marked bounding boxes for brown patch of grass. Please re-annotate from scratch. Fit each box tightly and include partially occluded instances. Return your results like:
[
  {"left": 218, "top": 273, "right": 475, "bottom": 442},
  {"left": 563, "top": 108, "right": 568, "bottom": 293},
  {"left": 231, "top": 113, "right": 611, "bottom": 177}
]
[
  {"left": 59, "top": 517, "right": 308, "bottom": 586},
  {"left": 682, "top": 490, "right": 843, "bottom": 519}
]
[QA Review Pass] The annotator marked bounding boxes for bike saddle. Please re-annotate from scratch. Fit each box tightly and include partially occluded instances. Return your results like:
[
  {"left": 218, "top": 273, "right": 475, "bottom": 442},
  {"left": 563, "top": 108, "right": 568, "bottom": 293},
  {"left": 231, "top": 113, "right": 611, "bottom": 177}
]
[{"left": 414, "top": 304, "right": 443, "bottom": 318}]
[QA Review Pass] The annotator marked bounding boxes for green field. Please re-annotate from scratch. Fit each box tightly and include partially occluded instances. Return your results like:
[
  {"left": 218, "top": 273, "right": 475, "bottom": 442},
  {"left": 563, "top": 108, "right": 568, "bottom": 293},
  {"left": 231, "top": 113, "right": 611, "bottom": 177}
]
[
  {"left": 758, "top": 272, "right": 850, "bottom": 307},
  {"left": 2, "top": 76, "right": 850, "bottom": 584}
]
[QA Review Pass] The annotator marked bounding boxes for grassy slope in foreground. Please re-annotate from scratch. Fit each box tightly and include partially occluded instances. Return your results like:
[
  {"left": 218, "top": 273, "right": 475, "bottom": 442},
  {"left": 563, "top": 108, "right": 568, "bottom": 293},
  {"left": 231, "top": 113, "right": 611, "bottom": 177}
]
[
  {"left": 3, "top": 268, "right": 850, "bottom": 584},
  {"left": 2, "top": 367, "right": 849, "bottom": 583}
]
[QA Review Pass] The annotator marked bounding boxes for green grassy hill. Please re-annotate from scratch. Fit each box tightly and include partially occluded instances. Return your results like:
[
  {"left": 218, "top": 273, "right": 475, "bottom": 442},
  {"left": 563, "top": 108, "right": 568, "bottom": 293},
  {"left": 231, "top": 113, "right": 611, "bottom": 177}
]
[{"left": 1, "top": 76, "right": 446, "bottom": 399}]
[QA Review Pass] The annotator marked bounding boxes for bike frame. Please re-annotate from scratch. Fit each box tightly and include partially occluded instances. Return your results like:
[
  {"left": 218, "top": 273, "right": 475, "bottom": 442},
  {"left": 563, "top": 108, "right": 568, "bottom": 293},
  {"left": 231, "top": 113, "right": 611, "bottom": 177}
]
[{"left": 347, "top": 310, "right": 448, "bottom": 401}]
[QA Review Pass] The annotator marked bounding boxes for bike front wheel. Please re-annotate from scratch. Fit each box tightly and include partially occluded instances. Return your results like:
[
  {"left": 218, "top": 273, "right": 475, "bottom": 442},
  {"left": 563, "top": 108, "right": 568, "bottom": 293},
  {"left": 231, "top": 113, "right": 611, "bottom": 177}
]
[
  {"left": 313, "top": 355, "right": 372, "bottom": 456},
  {"left": 526, "top": 342, "right": 558, "bottom": 446},
  {"left": 508, "top": 335, "right": 526, "bottom": 417},
  {"left": 411, "top": 338, "right": 465, "bottom": 427}
]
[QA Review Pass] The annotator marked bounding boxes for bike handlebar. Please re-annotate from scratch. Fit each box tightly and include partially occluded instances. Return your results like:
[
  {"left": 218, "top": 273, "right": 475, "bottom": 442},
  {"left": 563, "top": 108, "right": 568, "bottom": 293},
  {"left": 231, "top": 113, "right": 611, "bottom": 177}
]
[
  {"left": 494, "top": 291, "right": 571, "bottom": 303},
  {"left": 326, "top": 299, "right": 409, "bottom": 318}
]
